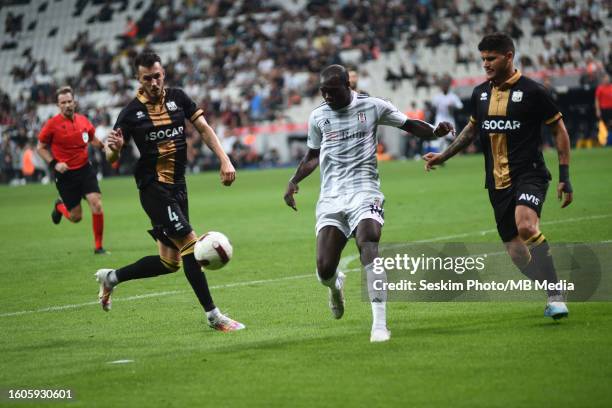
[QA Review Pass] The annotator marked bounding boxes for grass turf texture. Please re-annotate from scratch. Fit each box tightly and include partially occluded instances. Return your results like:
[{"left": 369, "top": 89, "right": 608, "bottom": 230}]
[{"left": 1, "top": 149, "right": 611, "bottom": 407}]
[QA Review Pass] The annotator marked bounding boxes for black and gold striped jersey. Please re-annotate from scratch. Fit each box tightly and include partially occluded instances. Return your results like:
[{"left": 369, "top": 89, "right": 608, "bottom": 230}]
[
  {"left": 114, "top": 87, "right": 204, "bottom": 189},
  {"left": 469, "top": 71, "right": 561, "bottom": 190}
]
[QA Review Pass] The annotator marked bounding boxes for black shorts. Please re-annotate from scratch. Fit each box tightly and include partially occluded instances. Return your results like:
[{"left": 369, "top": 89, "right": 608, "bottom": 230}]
[
  {"left": 55, "top": 162, "right": 101, "bottom": 210},
  {"left": 139, "top": 182, "right": 193, "bottom": 250},
  {"left": 488, "top": 174, "right": 549, "bottom": 242}
]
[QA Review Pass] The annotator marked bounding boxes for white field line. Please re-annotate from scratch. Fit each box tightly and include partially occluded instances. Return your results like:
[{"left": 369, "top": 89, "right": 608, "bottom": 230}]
[
  {"left": 338, "top": 213, "right": 612, "bottom": 272},
  {"left": 1, "top": 214, "right": 610, "bottom": 318},
  {"left": 0, "top": 274, "right": 313, "bottom": 318}
]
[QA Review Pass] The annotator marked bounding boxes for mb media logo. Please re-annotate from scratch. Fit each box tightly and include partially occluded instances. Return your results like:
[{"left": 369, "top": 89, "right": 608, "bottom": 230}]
[{"left": 519, "top": 193, "right": 540, "bottom": 205}]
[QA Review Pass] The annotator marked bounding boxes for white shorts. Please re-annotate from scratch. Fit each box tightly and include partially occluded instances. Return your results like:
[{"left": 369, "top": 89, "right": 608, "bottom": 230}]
[{"left": 315, "top": 191, "right": 385, "bottom": 238}]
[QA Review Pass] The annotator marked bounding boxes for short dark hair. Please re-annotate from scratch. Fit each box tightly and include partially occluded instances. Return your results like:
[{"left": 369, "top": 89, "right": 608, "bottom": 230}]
[
  {"left": 56, "top": 86, "right": 73, "bottom": 101},
  {"left": 321, "top": 64, "right": 349, "bottom": 84},
  {"left": 134, "top": 50, "right": 162, "bottom": 70},
  {"left": 478, "top": 33, "right": 515, "bottom": 54}
]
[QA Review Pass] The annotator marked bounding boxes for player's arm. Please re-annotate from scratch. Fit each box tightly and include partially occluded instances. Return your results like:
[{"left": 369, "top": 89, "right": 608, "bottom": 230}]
[
  {"left": 36, "top": 140, "right": 68, "bottom": 173},
  {"left": 284, "top": 148, "right": 320, "bottom": 211},
  {"left": 192, "top": 115, "right": 235, "bottom": 186},
  {"left": 399, "top": 119, "right": 454, "bottom": 140},
  {"left": 105, "top": 129, "right": 124, "bottom": 164},
  {"left": 594, "top": 92, "right": 601, "bottom": 120},
  {"left": 549, "top": 118, "right": 573, "bottom": 208},
  {"left": 422, "top": 121, "right": 477, "bottom": 171}
]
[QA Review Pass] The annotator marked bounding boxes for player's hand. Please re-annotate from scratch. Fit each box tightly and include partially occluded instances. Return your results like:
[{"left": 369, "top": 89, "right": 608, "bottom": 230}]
[
  {"left": 107, "top": 129, "right": 124, "bottom": 151},
  {"left": 220, "top": 160, "right": 235, "bottom": 186},
  {"left": 557, "top": 182, "right": 573, "bottom": 208},
  {"left": 284, "top": 181, "right": 299, "bottom": 211},
  {"left": 55, "top": 162, "right": 69, "bottom": 173},
  {"left": 422, "top": 152, "right": 444, "bottom": 171},
  {"left": 434, "top": 122, "right": 455, "bottom": 138}
]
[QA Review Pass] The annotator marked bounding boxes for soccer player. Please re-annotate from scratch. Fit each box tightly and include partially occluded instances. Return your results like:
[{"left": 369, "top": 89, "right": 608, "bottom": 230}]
[
  {"left": 98, "top": 51, "right": 244, "bottom": 332},
  {"left": 37, "top": 86, "right": 107, "bottom": 254},
  {"left": 428, "top": 75, "right": 463, "bottom": 153},
  {"left": 284, "top": 65, "right": 453, "bottom": 342},
  {"left": 423, "top": 33, "right": 573, "bottom": 319}
]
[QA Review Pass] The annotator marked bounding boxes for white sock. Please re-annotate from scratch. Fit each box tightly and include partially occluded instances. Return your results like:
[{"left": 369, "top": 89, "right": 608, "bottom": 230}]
[
  {"left": 365, "top": 262, "right": 387, "bottom": 329},
  {"left": 371, "top": 301, "right": 387, "bottom": 330},
  {"left": 318, "top": 270, "right": 339, "bottom": 290},
  {"left": 206, "top": 307, "right": 221, "bottom": 320},
  {"left": 547, "top": 294, "right": 565, "bottom": 303},
  {"left": 107, "top": 270, "right": 118, "bottom": 286}
]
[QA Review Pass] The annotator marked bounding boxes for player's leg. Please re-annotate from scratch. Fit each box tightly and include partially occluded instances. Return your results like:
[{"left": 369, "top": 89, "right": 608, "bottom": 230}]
[
  {"left": 349, "top": 192, "right": 389, "bottom": 342},
  {"left": 95, "top": 237, "right": 181, "bottom": 311},
  {"left": 166, "top": 185, "right": 244, "bottom": 331},
  {"left": 52, "top": 170, "right": 84, "bottom": 224},
  {"left": 84, "top": 192, "right": 105, "bottom": 253},
  {"left": 515, "top": 204, "right": 567, "bottom": 319},
  {"left": 316, "top": 225, "right": 348, "bottom": 319},
  {"left": 171, "top": 230, "right": 245, "bottom": 332},
  {"left": 497, "top": 179, "right": 567, "bottom": 319},
  {"left": 354, "top": 218, "right": 389, "bottom": 342},
  {"left": 80, "top": 163, "right": 105, "bottom": 253}
]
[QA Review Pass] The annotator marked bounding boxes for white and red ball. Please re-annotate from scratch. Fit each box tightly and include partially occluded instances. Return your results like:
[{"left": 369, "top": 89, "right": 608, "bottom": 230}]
[{"left": 194, "top": 231, "right": 233, "bottom": 270}]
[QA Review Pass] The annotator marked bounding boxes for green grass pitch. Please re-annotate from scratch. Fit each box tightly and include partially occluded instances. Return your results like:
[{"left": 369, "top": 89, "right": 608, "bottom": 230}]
[{"left": 1, "top": 149, "right": 611, "bottom": 407}]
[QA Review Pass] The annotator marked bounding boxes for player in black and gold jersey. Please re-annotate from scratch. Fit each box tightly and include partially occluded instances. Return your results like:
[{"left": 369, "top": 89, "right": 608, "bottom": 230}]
[
  {"left": 96, "top": 51, "right": 245, "bottom": 332},
  {"left": 423, "top": 33, "right": 573, "bottom": 320}
]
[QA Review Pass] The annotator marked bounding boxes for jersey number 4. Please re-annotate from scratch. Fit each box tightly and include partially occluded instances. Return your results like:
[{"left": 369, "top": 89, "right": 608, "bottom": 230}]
[{"left": 167, "top": 206, "right": 179, "bottom": 222}]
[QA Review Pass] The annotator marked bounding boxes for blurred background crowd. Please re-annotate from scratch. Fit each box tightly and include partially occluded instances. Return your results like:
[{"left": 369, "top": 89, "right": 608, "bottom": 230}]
[{"left": 1, "top": 0, "right": 611, "bottom": 184}]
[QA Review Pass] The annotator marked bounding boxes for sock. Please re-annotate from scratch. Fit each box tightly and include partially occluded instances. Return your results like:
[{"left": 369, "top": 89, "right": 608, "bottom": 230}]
[
  {"left": 371, "top": 302, "right": 387, "bottom": 330},
  {"left": 365, "top": 262, "right": 387, "bottom": 329},
  {"left": 206, "top": 307, "right": 221, "bottom": 321},
  {"left": 107, "top": 270, "right": 119, "bottom": 286},
  {"left": 56, "top": 201, "right": 70, "bottom": 219},
  {"left": 517, "top": 252, "right": 538, "bottom": 280},
  {"left": 115, "top": 255, "right": 179, "bottom": 283},
  {"left": 318, "top": 269, "right": 339, "bottom": 290},
  {"left": 92, "top": 212, "right": 104, "bottom": 250},
  {"left": 181, "top": 238, "right": 216, "bottom": 312},
  {"left": 525, "top": 233, "right": 561, "bottom": 299}
]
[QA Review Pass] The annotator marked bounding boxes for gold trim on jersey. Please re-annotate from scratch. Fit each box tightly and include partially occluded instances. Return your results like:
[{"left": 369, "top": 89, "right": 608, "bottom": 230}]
[
  {"left": 486, "top": 72, "right": 520, "bottom": 190},
  {"left": 489, "top": 133, "right": 511, "bottom": 189},
  {"left": 469, "top": 115, "right": 477, "bottom": 124},
  {"left": 156, "top": 140, "right": 176, "bottom": 184},
  {"left": 545, "top": 112, "right": 562, "bottom": 125},
  {"left": 497, "top": 70, "right": 522, "bottom": 91},
  {"left": 136, "top": 88, "right": 172, "bottom": 126},
  {"left": 190, "top": 109, "right": 204, "bottom": 123}
]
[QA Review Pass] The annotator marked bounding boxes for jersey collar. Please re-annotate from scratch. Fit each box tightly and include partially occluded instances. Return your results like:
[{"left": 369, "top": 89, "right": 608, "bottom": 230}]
[
  {"left": 492, "top": 70, "right": 522, "bottom": 91},
  {"left": 136, "top": 88, "right": 166, "bottom": 105}
]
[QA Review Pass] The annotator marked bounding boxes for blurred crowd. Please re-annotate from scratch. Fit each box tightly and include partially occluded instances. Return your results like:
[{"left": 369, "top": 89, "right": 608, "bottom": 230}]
[{"left": 1, "top": 0, "right": 611, "bottom": 184}]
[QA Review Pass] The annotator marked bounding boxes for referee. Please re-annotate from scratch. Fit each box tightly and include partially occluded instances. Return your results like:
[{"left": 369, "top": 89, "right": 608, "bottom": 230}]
[
  {"left": 37, "top": 86, "right": 107, "bottom": 254},
  {"left": 423, "top": 33, "right": 573, "bottom": 320}
]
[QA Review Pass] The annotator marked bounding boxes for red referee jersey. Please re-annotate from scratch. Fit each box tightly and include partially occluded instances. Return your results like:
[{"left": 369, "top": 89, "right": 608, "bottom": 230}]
[
  {"left": 596, "top": 84, "right": 612, "bottom": 110},
  {"left": 38, "top": 113, "right": 96, "bottom": 170}
]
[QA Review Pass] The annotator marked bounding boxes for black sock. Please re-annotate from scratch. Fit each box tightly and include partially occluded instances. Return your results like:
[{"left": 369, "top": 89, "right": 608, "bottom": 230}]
[
  {"left": 525, "top": 233, "right": 561, "bottom": 298},
  {"left": 115, "top": 255, "right": 178, "bottom": 283},
  {"left": 182, "top": 253, "right": 216, "bottom": 312}
]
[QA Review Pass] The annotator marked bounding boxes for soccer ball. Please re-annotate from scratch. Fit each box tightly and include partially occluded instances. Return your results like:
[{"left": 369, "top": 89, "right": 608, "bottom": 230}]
[{"left": 194, "top": 231, "right": 233, "bottom": 270}]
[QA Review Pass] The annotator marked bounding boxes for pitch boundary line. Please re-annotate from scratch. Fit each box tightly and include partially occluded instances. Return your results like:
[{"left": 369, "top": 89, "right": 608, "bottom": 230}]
[{"left": 1, "top": 213, "right": 610, "bottom": 318}]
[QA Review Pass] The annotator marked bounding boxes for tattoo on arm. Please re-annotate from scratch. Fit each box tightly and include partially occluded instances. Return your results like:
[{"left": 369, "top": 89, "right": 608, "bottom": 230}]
[{"left": 439, "top": 122, "right": 476, "bottom": 161}]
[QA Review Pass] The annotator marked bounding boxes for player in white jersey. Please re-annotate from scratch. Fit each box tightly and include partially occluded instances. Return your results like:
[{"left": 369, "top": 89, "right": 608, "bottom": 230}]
[
  {"left": 284, "top": 65, "right": 454, "bottom": 342},
  {"left": 427, "top": 76, "right": 463, "bottom": 153}
]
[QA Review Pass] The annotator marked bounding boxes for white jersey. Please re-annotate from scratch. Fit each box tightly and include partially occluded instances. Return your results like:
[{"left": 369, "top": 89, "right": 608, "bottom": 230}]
[
  {"left": 432, "top": 91, "right": 463, "bottom": 127},
  {"left": 307, "top": 92, "right": 408, "bottom": 198}
]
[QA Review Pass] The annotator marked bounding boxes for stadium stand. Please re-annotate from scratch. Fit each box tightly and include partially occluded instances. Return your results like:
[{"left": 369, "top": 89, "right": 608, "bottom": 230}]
[{"left": 1, "top": 0, "right": 611, "bottom": 184}]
